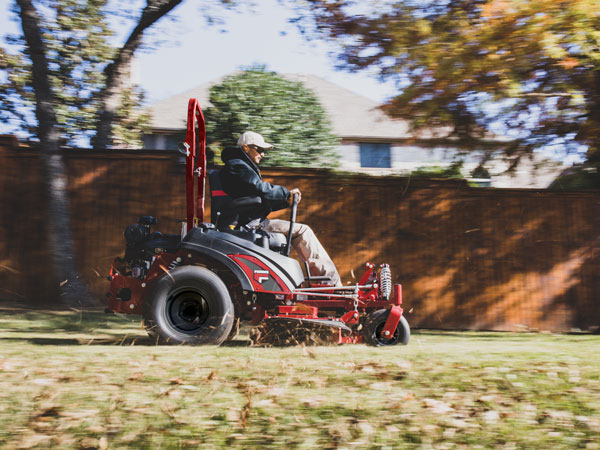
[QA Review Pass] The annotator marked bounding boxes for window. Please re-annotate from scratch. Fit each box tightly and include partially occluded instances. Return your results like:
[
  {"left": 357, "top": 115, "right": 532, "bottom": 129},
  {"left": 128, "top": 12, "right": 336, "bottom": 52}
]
[
  {"left": 142, "top": 133, "right": 186, "bottom": 150},
  {"left": 359, "top": 143, "right": 391, "bottom": 168}
]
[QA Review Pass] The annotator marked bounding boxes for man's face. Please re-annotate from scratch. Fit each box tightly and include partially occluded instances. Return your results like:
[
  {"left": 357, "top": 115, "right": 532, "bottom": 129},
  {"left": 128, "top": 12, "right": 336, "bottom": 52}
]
[{"left": 244, "top": 145, "right": 265, "bottom": 165}]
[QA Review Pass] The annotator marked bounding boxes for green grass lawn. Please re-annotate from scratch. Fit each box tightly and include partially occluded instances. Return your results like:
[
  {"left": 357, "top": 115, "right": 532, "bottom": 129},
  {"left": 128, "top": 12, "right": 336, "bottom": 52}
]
[{"left": 0, "top": 308, "right": 599, "bottom": 449}]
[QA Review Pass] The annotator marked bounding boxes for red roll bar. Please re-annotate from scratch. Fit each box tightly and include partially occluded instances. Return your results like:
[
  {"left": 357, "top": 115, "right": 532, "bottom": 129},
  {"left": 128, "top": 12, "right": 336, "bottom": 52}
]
[{"left": 183, "top": 98, "right": 207, "bottom": 231}]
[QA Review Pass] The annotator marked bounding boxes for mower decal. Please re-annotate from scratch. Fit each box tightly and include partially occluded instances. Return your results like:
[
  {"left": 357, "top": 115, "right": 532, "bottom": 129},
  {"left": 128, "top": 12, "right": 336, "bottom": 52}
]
[
  {"left": 229, "top": 254, "right": 288, "bottom": 293},
  {"left": 253, "top": 270, "right": 270, "bottom": 284}
]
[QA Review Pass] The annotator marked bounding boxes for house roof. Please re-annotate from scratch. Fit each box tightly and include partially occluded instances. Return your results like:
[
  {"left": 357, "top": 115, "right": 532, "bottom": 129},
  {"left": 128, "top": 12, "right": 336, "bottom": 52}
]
[{"left": 147, "top": 73, "right": 449, "bottom": 140}]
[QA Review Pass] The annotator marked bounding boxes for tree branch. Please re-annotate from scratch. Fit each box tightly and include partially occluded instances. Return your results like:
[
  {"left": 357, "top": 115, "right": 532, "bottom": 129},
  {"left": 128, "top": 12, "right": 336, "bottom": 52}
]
[{"left": 92, "top": 0, "right": 183, "bottom": 150}]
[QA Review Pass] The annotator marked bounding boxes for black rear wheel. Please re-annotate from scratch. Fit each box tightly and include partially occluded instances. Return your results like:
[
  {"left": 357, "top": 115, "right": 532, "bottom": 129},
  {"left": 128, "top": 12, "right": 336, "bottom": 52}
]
[
  {"left": 363, "top": 309, "right": 410, "bottom": 347},
  {"left": 143, "top": 265, "right": 234, "bottom": 345}
]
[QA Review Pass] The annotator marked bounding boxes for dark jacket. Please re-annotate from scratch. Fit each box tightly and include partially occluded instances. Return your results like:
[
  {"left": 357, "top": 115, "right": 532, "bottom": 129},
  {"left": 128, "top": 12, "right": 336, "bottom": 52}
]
[{"left": 219, "top": 147, "right": 290, "bottom": 222}]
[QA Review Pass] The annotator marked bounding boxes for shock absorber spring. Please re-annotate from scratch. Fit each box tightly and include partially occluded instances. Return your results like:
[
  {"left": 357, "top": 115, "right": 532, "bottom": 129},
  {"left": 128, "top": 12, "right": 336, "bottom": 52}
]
[
  {"left": 379, "top": 264, "right": 392, "bottom": 300},
  {"left": 168, "top": 257, "right": 182, "bottom": 271}
]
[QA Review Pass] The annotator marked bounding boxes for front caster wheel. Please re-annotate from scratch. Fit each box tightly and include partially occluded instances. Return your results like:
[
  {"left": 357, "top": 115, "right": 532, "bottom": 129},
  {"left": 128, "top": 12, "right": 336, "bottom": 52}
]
[{"left": 363, "top": 309, "right": 410, "bottom": 347}]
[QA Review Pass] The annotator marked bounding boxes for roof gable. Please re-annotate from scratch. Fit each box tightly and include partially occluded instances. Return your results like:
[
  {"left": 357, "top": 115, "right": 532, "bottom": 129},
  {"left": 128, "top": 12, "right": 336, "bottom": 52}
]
[{"left": 147, "top": 73, "right": 437, "bottom": 139}]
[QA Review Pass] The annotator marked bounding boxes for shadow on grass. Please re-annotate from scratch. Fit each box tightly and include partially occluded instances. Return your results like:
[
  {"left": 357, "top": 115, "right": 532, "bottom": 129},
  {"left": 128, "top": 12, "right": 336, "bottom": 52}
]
[
  {"left": 0, "top": 335, "right": 253, "bottom": 346},
  {"left": 0, "top": 306, "right": 257, "bottom": 346}
]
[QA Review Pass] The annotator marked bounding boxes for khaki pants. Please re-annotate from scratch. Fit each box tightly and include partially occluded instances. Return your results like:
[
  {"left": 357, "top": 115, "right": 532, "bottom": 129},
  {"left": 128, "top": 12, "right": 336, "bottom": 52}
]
[{"left": 260, "top": 218, "right": 341, "bottom": 287}]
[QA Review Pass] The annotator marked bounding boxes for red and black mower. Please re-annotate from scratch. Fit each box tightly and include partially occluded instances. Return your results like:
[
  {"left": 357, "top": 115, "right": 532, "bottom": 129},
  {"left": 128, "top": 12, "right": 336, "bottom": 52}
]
[{"left": 106, "top": 99, "right": 410, "bottom": 346}]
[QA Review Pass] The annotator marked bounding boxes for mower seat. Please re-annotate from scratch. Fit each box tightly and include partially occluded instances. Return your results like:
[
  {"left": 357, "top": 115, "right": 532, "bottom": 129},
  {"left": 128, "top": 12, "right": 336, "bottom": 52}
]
[
  {"left": 208, "top": 170, "right": 287, "bottom": 253},
  {"left": 209, "top": 170, "right": 262, "bottom": 229}
]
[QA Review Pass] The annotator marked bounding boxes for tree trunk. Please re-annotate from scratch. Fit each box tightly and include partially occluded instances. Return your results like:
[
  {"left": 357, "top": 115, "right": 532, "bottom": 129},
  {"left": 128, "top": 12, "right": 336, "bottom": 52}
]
[
  {"left": 92, "top": 0, "right": 183, "bottom": 150},
  {"left": 586, "top": 70, "right": 600, "bottom": 163},
  {"left": 17, "top": 0, "right": 93, "bottom": 307}
]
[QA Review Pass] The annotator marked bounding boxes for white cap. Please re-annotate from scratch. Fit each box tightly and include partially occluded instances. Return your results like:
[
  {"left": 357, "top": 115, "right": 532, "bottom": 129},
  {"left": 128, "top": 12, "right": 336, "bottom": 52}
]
[{"left": 237, "top": 131, "right": 273, "bottom": 150}]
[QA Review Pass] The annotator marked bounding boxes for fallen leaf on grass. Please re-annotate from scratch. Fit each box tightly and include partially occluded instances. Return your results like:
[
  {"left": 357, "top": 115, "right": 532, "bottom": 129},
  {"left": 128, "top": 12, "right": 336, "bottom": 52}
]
[
  {"left": 386, "top": 425, "right": 400, "bottom": 434},
  {"left": 32, "top": 405, "right": 62, "bottom": 420},
  {"left": 370, "top": 381, "right": 392, "bottom": 391},
  {"left": 305, "top": 377, "right": 325, "bottom": 388},
  {"left": 179, "top": 384, "right": 201, "bottom": 391},
  {"left": 302, "top": 396, "right": 327, "bottom": 407},
  {"left": 55, "top": 375, "right": 73, "bottom": 383},
  {"left": 422, "top": 424, "right": 439, "bottom": 435},
  {"left": 0, "top": 359, "right": 17, "bottom": 371},
  {"left": 482, "top": 410, "right": 500, "bottom": 423},
  {"left": 302, "top": 345, "right": 317, "bottom": 358},
  {"left": 160, "top": 403, "right": 187, "bottom": 425},
  {"left": 355, "top": 420, "right": 375, "bottom": 437},
  {"left": 357, "top": 364, "right": 376, "bottom": 374},
  {"left": 265, "top": 387, "right": 286, "bottom": 397},
  {"left": 17, "top": 433, "right": 53, "bottom": 448},
  {"left": 443, "top": 427, "right": 457, "bottom": 439},
  {"left": 59, "top": 409, "right": 101, "bottom": 424},
  {"left": 167, "top": 389, "right": 183, "bottom": 399},
  {"left": 478, "top": 394, "right": 495, "bottom": 403},
  {"left": 31, "top": 378, "right": 54, "bottom": 386},
  {"left": 181, "top": 440, "right": 203, "bottom": 446},
  {"left": 80, "top": 437, "right": 102, "bottom": 450},
  {"left": 395, "top": 360, "right": 412, "bottom": 370},
  {"left": 120, "top": 433, "right": 140, "bottom": 443},
  {"left": 444, "top": 418, "right": 470, "bottom": 429},
  {"left": 254, "top": 399, "right": 276, "bottom": 408},
  {"left": 226, "top": 408, "right": 241, "bottom": 422},
  {"left": 128, "top": 372, "right": 144, "bottom": 381},
  {"left": 423, "top": 398, "right": 454, "bottom": 414}
]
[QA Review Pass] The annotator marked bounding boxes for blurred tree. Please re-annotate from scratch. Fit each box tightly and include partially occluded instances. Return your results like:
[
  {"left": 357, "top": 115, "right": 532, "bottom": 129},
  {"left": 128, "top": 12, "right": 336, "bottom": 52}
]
[
  {"left": 2, "top": 0, "right": 235, "bottom": 305},
  {"left": 205, "top": 69, "right": 339, "bottom": 168},
  {"left": 1, "top": 0, "right": 171, "bottom": 148},
  {"left": 295, "top": 0, "right": 600, "bottom": 169}
]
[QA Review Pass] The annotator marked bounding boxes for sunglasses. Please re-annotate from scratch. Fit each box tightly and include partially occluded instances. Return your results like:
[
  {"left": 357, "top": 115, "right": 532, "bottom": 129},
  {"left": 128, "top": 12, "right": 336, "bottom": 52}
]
[{"left": 249, "top": 145, "right": 265, "bottom": 153}]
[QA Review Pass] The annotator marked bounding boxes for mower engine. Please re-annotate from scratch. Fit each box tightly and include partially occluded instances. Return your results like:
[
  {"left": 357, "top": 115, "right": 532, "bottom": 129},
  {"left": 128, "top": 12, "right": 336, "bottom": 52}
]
[
  {"left": 118, "top": 216, "right": 161, "bottom": 279},
  {"left": 107, "top": 216, "right": 181, "bottom": 314}
]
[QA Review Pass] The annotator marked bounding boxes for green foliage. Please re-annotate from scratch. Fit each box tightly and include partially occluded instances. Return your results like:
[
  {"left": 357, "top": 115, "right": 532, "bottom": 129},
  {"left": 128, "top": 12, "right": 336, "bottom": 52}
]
[
  {"left": 471, "top": 165, "right": 491, "bottom": 179},
  {"left": 411, "top": 160, "right": 465, "bottom": 179},
  {"left": 111, "top": 86, "right": 151, "bottom": 148},
  {"left": 548, "top": 164, "right": 600, "bottom": 190},
  {"left": 297, "top": 0, "right": 600, "bottom": 164},
  {"left": 0, "top": 0, "right": 150, "bottom": 147},
  {"left": 205, "top": 69, "right": 339, "bottom": 168}
]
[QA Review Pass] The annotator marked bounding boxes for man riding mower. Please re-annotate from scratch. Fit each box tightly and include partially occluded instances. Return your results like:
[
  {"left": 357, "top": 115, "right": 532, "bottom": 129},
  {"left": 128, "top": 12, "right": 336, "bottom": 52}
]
[{"left": 105, "top": 99, "right": 410, "bottom": 347}]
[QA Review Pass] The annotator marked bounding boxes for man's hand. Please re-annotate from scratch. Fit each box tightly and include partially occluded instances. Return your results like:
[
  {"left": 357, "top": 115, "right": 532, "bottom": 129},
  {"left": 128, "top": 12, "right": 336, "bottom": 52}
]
[{"left": 290, "top": 188, "right": 302, "bottom": 204}]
